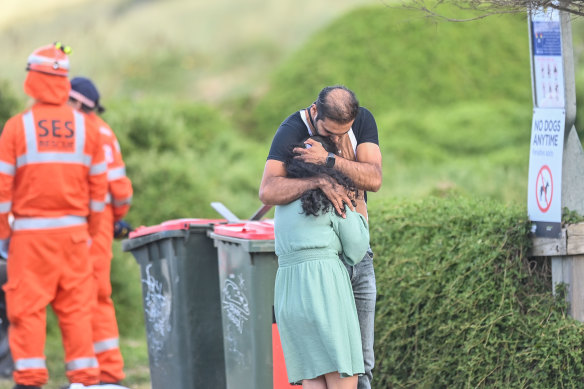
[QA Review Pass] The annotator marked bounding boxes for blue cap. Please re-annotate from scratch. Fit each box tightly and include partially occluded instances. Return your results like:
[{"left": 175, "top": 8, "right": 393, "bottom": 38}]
[{"left": 69, "top": 76, "right": 105, "bottom": 113}]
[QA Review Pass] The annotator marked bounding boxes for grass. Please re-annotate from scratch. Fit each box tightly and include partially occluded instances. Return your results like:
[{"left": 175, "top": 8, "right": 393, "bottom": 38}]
[
  {"left": 0, "top": 0, "right": 92, "bottom": 29},
  {"left": 0, "top": 0, "right": 383, "bottom": 105},
  {"left": 249, "top": 5, "right": 532, "bottom": 139}
]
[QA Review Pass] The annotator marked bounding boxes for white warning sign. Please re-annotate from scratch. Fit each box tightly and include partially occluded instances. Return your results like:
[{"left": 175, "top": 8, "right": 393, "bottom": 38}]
[{"left": 527, "top": 108, "right": 565, "bottom": 235}]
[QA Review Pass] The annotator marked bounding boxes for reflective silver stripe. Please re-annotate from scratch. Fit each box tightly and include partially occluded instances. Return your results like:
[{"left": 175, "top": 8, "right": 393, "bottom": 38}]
[
  {"left": 13, "top": 215, "right": 86, "bottom": 231},
  {"left": 28, "top": 54, "right": 69, "bottom": 70},
  {"left": 18, "top": 111, "right": 91, "bottom": 167},
  {"left": 94, "top": 337, "right": 119, "bottom": 354},
  {"left": 69, "top": 90, "right": 95, "bottom": 109},
  {"left": 90, "top": 161, "right": 107, "bottom": 176},
  {"left": 73, "top": 110, "right": 86, "bottom": 159},
  {"left": 15, "top": 357, "right": 46, "bottom": 370},
  {"left": 105, "top": 193, "right": 112, "bottom": 204},
  {"left": 65, "top": 357, "right": 98, "bottom": 371},
  {"left": 108, "top": 166, "right": 126, "bottom": 181},
  {"left": 90, "top": 200, "right": 105, "bottom": 212},
  {"left": 0, "top": 161, "right": 15, "bottom": 176},
  {"left": 17, "top": 152, "right": 92, "bottom": 166},
  {"left": 22, "top": 111, "right": 37, "bottom": 161},
  {"left": 99, "top": 126, "right": 112, "bottom": 136},
  {"left": 113, "top": 196, "right": 132, "bottom": 207},
  {"left": 0, "top": 202, "right": 11, "bottom": 213}
]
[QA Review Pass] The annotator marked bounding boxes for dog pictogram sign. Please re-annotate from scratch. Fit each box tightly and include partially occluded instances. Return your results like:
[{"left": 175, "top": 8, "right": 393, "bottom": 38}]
[{"left": 535, "top": 165, "right": 553, "bottom": 213}]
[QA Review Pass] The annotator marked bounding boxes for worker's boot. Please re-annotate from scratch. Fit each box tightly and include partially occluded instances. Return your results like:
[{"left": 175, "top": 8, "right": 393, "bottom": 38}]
[{"left": 13, "top": 385, "right": 42, "bottom": 389}]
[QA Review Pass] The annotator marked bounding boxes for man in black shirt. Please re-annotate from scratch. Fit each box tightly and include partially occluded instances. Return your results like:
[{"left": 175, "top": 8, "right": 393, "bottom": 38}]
[{"left": 260, "top": 85, "right": 382, "bottom": 389}]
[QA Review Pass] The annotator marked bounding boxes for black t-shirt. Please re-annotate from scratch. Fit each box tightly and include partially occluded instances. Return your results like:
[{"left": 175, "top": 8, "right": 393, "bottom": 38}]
[{"left": 267, "top": 106, "right": 379, "bottom": 163}]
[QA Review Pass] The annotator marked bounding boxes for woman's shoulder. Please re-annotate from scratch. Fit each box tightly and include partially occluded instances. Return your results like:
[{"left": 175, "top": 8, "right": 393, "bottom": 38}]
[
  {"left": 276, "top": 198, "right": 302, "bottom": 210},
  {"left": 275, "top": 199, "right": 303, "bottom": 220},
  {"left": 331, "top": 205, "right": 368, "bottom": 225}
]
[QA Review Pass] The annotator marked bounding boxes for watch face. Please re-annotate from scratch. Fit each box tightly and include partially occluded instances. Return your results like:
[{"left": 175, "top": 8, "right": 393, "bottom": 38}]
[{"left": 326, "top": 153, "right": 335, "bottom": 168}]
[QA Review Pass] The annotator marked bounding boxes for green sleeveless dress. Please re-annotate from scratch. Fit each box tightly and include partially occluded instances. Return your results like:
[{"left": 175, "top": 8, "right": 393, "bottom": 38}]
[{"left": 274, "top": 199, "right": 369, "bottom": 384}]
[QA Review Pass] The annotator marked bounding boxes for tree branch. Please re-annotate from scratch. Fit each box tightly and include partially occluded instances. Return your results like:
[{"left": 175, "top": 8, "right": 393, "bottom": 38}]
[{"left": 397, "top": 0, "right": 584, "bottom": 20}]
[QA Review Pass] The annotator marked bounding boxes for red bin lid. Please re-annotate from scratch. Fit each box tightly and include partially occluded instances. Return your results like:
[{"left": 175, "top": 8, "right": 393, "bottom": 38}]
[
  {"left": 212, "top": 220, "right": 274, "bottom": 240},
  {"left": 129, "top": 218, "right": 226, "bottom": 239}
]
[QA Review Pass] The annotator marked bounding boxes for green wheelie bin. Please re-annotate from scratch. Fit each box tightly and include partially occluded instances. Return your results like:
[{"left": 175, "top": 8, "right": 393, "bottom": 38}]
[
  {"left": 122, "top": 218, "right": 226, "bottom": 389},
  {"left": 209, "top": 220, "right": 294, "bottom": 389}
]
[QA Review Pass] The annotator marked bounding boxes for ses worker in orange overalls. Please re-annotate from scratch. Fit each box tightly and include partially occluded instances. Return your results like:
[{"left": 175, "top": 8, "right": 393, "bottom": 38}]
[
  {"left": 68, "top": 77, "right": 133, "bottom": 386},
  {"left": 0, "top": 43, "right": 107, "bottom": 389}
]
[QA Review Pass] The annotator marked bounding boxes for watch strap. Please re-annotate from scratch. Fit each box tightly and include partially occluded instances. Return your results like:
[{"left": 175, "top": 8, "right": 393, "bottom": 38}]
[{"left": 326, "top": 152, "right": 336, "bottom": 168}]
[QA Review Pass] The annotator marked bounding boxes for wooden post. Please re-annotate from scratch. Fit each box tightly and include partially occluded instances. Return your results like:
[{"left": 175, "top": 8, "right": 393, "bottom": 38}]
[
  {"left": 529, "top": 8, "right": 584, "bottom": 322},
  {"left": 532, "top": 224, "right": 584, "bottom": 321},
  {"left": 552, "top": 10, "right": 584, "bottom": 322}
]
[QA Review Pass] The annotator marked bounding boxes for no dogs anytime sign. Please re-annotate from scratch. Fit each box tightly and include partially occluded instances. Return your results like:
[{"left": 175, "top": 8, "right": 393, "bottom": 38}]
[{"left": 527, "top": 108, "right": 565, "bottom": 237}]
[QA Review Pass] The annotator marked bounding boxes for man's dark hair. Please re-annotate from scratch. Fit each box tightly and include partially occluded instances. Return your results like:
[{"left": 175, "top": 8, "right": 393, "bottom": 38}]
[
  {"left": 314, "top": 85, "right": 359, "bottom": 124},
  {"left": 285, "top": 135, "right": 357, "bottom": 216}
]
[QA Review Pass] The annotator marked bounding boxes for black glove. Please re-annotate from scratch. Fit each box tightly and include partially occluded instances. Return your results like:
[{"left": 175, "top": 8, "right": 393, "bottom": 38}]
[{"left": 114, "top": 220, "right": 133, "bottom": 239}]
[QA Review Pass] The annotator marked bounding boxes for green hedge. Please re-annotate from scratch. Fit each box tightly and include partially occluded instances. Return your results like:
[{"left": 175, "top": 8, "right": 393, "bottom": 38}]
[
  {"left": 370, "top": 196, "right": 584, "bottom": 388},
  {"left": 103, "top": 98, "right": 269, "bottom": 227}
]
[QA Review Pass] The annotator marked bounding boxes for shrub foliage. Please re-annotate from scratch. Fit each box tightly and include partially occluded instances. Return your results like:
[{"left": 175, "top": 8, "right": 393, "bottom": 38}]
[
  {"left": 370, "top": 196, "right": 584, "bottom": 388},
  {"left": 0, "top": 81, "right": 21, "bottom": 130},
  {"left": 103, "top": 98, "right": 269, "bottom": 227},
  {"left": 250, "top": 5, "right": 531, "bottom": 140}
]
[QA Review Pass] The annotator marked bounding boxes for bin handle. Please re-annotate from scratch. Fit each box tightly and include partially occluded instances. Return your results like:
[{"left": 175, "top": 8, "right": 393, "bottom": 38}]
[
  {"left": 210, "top": 202, "right": 272, "bottom": 222},
  {"left": 210, "top": 202, "right": 240, "bottom": 223},
  {"left": 249, "top": 204, "right": 272, "bottom": 221}
]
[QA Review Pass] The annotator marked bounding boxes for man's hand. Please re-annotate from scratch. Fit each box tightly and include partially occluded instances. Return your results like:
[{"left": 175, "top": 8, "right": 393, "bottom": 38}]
[
  {"left": 318, "top": 176, "right": 355, "bottom": 217},
  {"left": 293, "top": 138, "right": 328, "bottom": 165}
]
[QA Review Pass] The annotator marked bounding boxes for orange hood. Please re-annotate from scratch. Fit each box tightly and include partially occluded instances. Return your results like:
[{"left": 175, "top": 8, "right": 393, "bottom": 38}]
[{"left": 24, "top": 70, "right": 71, "bottom": 105}]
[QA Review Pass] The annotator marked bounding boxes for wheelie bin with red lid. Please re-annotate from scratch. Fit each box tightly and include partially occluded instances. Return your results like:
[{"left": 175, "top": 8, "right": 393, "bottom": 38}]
[
  {"left": 209, "top": 220, "right": 294, "bottom": 389},
  {"left": 122, "top": 218, "right": 226, "bottom": 389}
]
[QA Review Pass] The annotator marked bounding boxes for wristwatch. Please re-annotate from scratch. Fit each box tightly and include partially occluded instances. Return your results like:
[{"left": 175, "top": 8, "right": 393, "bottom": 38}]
[{"left": 326, "top": 152, "right": 336, "bottom": 168}]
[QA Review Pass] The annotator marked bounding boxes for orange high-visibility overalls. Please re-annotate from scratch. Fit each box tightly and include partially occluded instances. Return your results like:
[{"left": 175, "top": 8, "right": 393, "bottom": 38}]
[
  {"left": 88, "top": 113, "right": 132, "bottom": 384},
  {"left": 0, "top": 70, "right": 107, "bottom": 386}
]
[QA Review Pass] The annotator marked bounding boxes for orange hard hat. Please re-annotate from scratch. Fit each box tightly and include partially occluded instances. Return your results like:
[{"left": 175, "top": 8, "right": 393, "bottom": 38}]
[{"left": 26, "top": 42, "right": 71, "bottom": 77}]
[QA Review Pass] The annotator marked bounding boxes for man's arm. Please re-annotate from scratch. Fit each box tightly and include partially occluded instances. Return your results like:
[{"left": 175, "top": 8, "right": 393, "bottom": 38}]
[
  {"left": 293, "top": 140, "right": 382, "bottom": 192},
  {"left": 259, "top": 159, "right": 354, "bottom": 216},
  {"left": 335, "top": 142, "right": 382, "bottom": 192}
]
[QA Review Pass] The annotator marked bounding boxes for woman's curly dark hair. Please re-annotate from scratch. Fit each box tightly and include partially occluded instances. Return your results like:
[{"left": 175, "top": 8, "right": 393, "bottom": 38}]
[{"left": 285, "top": 135, "right": 357, "bottom": 216}]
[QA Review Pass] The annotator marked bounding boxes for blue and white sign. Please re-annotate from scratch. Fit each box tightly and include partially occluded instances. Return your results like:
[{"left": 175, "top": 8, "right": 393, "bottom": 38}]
[
  {"left": 527, "top": 108, "right": 565, "bottom": 236},
  {"left": 531, "top": 7, "right": 564, "bottom": 108}
]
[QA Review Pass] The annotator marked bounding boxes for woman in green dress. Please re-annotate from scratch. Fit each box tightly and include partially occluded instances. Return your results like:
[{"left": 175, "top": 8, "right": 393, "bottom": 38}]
[{"left": 274, "top": 135, "right": 370, "bottom": 389}]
